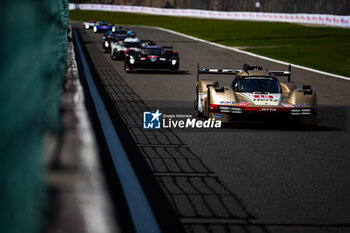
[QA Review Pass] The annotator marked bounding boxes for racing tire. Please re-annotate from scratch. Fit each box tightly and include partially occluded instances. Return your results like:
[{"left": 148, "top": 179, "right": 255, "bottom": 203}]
[
  {"left": 194, "top": 85, "right": 200, "bottom": 117},
  {"left": 205, "top": 89, "right": 211, "bottom": 119},
  {"left": 103, "top": 47, "right": 110, "bottom": 54},
  {"left": 111, "top": 50, "right": 117, "bottom": 60},
  {"left": 124, "top": 62, "right": 133, "bottom": 73},
  {"left": 171, "top": 66, "right": 179, "bottom": 73},
  {"left": 116, "top": 52, "right": 124, "bottom": 61},
  {"left": 298, "top": 116, "right": 318, "bottom": 126}
]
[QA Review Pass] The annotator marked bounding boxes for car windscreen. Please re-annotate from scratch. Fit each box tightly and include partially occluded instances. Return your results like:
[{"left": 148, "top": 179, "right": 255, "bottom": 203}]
[
  {"left": 141, "top": 48, "right": 163, "bottom": 55},
  {"left": 113, "top": 35, "right": 127, "bottom": 41},
  {"left": 124, "top": 42, "right": 141, "bottom": 48},
  {"left": 115, "top": 29, "right": 127, "bottom": 34},
  {"left": 233, "top": 77, "right": 281, "bottom": 93}
]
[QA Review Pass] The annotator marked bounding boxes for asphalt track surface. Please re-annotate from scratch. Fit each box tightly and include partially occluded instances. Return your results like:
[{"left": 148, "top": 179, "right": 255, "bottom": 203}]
[{"left": 75, "top": 23, "right": 350, "bottom": 233}]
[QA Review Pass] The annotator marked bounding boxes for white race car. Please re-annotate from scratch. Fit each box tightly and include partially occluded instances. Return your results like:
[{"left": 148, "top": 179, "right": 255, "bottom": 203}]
[
  {"left": 83, "top": 19, "right": 97, "bottom": 30},
  {"left": 195, "top": 64, "right": 317, "bottom": 124},
  {"left": 110, "top": 37, "right": 141, "bottom": 60}
]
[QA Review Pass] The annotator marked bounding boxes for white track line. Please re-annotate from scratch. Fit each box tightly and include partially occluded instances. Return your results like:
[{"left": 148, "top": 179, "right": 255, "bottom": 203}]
[{"left": 138, "top": 25, "right": 350, "bottom": 81}]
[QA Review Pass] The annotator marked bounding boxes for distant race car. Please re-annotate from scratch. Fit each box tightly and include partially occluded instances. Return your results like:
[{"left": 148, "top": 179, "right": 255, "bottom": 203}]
[
  {"left": 124, "top": 42, "right": 180, "bottom": 72},
  {"left": 93, "top": 21, "right": 115, "bottom": 33},
  {"left": 126, "top": 30, "right": 136, "bottom": 38},
  {"left": 195, "top": 64, "right": 317, "bottom": 124},
  {"left": 102, "top": 28, "right": 128, "bottom": 53},
  {"left": 83, "top": 19, "right": 97, "bottom": 30},
  {"left": 102, "top": 31, "right": 113, "bottom": 52},
  {"left": 110, "top": 37, "right": 141, "bottom": 60}
]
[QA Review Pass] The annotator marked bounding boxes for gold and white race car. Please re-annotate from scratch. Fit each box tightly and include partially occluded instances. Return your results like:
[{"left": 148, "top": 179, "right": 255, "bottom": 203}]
[{"left": 195, "top": 64, "right": 317, "bottom": 124}]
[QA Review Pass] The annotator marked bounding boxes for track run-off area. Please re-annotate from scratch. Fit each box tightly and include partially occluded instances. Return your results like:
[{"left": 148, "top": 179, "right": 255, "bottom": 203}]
[{"left": 74, "top": 22, "right": 350, "bottom": 233}]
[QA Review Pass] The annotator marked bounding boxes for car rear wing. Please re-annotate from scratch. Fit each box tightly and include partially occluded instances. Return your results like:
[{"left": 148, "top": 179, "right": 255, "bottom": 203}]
[
  {"left": 162, "top": 46, "right": 174, "bottom": 50},
  {"left": 197, "top": 63, "right": 241, "bottom": 82},
  {"left": 270, "top": 64, "right": 292, "bottom": 82},
  {"left": 197, "top": 63, "right": 292, "bottom": 82},
  {"left": 199, "top": 68, "right": 242, "bottom": 74},
  {"left": 141, "top": 40, "right": 153, "bottom": 44}
]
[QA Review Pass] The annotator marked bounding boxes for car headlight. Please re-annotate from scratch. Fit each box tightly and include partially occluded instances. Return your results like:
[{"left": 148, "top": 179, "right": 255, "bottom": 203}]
[
  {"left": 93, "top": 26, "right": 97, "bottom": 32},
  {"left": 219, "top": 106, "right": 242, "bottom": 113},
  {"left": 130, "top": 57, "right": 135, "bottom": 64},
  {"left": 112, "top": 26, "right": 116, "bottom": 32},
  {"left": 104, "top": 41, "right": 109, "bottom": 47},
  {"left": 171, "top": 60, "right": 177, "bottom": 65},
  {"left": 290, "top": 108, "right": 312, "bottom": 116},
  {"left": 85, "top": 25, "right": 89, "bottom": 29}
]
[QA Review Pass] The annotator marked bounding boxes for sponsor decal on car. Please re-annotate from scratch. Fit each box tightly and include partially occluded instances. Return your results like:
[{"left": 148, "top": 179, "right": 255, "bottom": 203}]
[
  {"left": 220, "top": 101, "right": 232, "bottom": 104},
  {"left": 148, "top": 55, "right": 158, "bottom": 62},
  {"left": 295, "top": 103, "right": 310, "bottom": 107},
  {"left": 239, "top": 102, "right": 249, "bottom": 107},
  {"left": 243, "top": 93, "right": 280, "bottom": 106},
  {"left": 260, "top": 108, "right": 277, "bottom": 111},
  {"left": 253, "top": 94, "right": 278, "bottom": 102},
  {"left": 282, "top": 103, "right": 294, "bottom": 107},
  {"left": 213, "top": 114, "right": 224, "bottom": 119}
]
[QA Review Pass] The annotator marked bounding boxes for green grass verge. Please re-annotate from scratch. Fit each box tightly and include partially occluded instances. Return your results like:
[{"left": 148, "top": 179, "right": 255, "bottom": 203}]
[{"left": 70, "top": 10, "right": 350, "bottom": 77}]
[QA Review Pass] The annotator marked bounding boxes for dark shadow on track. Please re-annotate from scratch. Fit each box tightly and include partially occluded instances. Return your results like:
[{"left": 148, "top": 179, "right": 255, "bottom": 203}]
[
  {"left": 77, "top": 25, "right": 350, "bottom": 233},
  {"left": 149, "top": 105, "right": 347, "bottom": 132},
  {"left": 221, "top": 106, "right": 348, "bottom": 132},
  {"left": 127, "top": 70, "right": 191, "bottom": 75},
  {"left": 221, "top": 121, "right": 342, "bottom": 132},
  {"left": 78, "top": 27, "right": 270, "bottom": 233}
]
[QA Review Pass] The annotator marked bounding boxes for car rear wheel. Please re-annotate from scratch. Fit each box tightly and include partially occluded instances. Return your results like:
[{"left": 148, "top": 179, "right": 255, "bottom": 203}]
[
  {"left": 194, "top": 85, "right": 200, "bottom": 117},
  {"left": 298, "top": 115, "right": 318, "bottom": 126},
  {"left": 116, "top": 52, "right": 122, "bottom": 60},
  {"left": 205, "top": 89, "right": 211, "bottom": 119},
  {"left": 111, "top": 50, "right": 117, "bottom": 60},
  {"left": 124, "top": 62, "right": 133, "bottom": 73}
]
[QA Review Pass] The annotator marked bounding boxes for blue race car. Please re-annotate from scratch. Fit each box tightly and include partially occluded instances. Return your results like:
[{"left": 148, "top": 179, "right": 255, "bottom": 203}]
[{"left": 93, "top": 21, "right": 115, "bottom": 33}]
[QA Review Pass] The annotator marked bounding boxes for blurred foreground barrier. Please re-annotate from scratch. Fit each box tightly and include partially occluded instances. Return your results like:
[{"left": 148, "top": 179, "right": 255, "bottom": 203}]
[
  {"left": 0, "top": 0, "right": 68, "bottom": 233},
  {"left": 69, "top": 3, "right": 350, "bottom": 28}
]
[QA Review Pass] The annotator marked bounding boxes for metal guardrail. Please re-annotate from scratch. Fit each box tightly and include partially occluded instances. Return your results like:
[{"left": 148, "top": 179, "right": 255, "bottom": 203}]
[{"left": 73, "top": 28, "right": 162, "bottom": 233}]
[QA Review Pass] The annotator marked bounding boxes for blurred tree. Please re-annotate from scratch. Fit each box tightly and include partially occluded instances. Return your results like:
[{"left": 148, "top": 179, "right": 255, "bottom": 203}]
[{"left": 0, "top": 0, "right": 68, "bottom": 233}]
